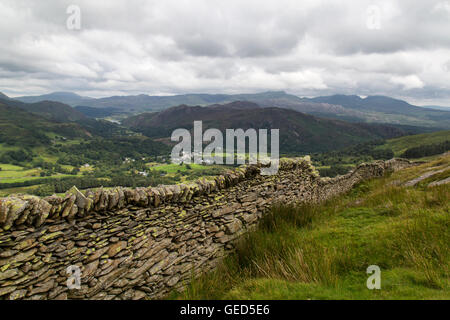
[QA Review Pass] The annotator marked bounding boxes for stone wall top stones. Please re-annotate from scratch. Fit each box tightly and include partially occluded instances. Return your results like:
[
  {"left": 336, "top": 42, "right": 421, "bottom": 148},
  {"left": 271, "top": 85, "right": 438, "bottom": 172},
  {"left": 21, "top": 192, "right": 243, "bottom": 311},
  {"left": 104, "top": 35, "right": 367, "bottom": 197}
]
[{"left": 0, "top": 157, "right": 314, "bottom": 231}]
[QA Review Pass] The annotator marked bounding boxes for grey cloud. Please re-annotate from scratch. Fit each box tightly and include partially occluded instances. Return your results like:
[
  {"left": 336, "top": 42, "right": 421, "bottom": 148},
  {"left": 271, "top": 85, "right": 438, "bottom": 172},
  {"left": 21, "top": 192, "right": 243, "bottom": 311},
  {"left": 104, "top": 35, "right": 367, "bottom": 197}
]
[{"left": 0, "top": 0, "right": 449, "bottom": 105}]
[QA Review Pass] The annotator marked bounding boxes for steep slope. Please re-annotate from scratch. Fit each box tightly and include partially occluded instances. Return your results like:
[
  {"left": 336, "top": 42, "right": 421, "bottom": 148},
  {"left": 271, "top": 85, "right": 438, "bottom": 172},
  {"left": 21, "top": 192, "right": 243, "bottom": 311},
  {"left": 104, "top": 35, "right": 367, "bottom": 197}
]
[
  {"left": 379, "top": 130, "right": 450, "bottom": 156},
  {"left": 0, "top": 97, "right": 131, "bottom": 139},
  {"left": 20, "top": 100, "right": 88, "bottom": 122},
  {"left": 0, "top": 97, "right": 87, "bottom": 122},
  {"left": 0, "top": 101, "right": 91, "bottom": 146},
  {"left": 0, "top": 92, "right": 12, "bottom": 100},
  {"left": 123, "top": 102, "right": 411, "bottom": 153}
]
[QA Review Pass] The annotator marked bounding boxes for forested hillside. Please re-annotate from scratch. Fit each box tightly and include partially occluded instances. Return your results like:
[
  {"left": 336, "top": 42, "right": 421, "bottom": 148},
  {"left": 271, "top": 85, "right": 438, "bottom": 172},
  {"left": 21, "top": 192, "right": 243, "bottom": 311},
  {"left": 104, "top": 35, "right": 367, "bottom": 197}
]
[{"left": 122, "top": 102, "right": 419, "bottom": 154}]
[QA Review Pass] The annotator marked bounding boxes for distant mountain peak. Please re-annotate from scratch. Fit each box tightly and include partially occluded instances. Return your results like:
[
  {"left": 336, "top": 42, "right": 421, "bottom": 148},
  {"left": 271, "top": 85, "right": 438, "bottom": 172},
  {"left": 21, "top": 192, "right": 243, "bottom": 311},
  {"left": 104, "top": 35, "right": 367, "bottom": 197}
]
[
  {"left": 0, "top": 92, "right": 11, "bottom": 100},
  {"left": 15, "top": 91, "right": 93, "bottom": 106}
]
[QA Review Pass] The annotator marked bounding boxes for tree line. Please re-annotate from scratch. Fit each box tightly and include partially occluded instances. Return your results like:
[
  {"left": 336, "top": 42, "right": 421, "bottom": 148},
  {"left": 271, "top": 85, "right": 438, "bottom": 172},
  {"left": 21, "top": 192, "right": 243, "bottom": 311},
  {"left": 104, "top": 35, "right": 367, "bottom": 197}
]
[{"left": 401, "top": 141, "right": 450, "bottom": 159}]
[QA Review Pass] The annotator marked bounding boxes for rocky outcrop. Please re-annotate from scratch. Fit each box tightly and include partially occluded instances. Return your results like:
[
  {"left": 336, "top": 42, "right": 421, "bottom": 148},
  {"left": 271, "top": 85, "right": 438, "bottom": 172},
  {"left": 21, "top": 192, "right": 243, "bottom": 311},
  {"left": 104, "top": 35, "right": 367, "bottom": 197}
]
[
  {"left": 0, "top": 157, "right": 414, "bottom": 300},
  {"left": 404, "top": 166, "right": 450, "bottom": 187}
]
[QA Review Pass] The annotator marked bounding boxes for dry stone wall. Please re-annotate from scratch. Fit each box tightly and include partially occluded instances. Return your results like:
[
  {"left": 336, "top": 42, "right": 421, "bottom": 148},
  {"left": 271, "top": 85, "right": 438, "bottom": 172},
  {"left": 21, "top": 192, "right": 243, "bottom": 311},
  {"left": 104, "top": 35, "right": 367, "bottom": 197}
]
[{"left": 0, "top": 157, "right": 414, "bottom": 300}]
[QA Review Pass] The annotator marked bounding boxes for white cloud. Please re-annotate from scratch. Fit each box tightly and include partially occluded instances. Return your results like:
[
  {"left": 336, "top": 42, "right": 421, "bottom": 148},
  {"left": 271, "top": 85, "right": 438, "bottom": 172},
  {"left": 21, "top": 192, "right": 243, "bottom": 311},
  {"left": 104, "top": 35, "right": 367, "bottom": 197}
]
[
  {"left": 389, "top": 75, "right": 425, "bottom": 90},
  {"left": 433, "top": 1, "right": 450, "bottom": 13}
]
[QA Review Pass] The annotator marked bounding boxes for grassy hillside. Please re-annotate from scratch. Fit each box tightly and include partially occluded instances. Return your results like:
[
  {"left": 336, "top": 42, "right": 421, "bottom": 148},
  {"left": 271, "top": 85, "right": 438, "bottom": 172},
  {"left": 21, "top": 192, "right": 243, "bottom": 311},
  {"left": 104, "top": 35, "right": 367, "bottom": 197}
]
[
  {"left": 311, "top": 130, "right": 450, "bottom": 177},
  {"left": 170, "top": 155, "right": 450, "bottom": 300},
  {"left": 20, "top": 100, "right": 87, "bottom": 122},
  {"left": 380, "top": 130, "right": 450, "bottom": 156},
  {"left": 0, "top": 101, "right": 91, "bottom": 146},
  {"left": 0, "top": 96, "right": 128, "bottom": 140},
  {"left": 0, "top": 96, "right": 87, "bottom": 122}
]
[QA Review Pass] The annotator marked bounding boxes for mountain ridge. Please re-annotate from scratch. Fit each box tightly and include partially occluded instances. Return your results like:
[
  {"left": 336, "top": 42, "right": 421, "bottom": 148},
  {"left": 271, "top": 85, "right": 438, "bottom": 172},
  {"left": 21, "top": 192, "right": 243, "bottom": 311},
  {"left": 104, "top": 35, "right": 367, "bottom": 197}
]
[
  {"left": 0, "top": 96, "right": 133, "bottom": 146},
  {"left": 16, "top": 91, "right": 94, "bottom": 106},
  {"left": 13, "top": 91, "right": 450, "bottom": 128},
  {"left": 0, "top": 96, "right": 88, "bottom": 122}
]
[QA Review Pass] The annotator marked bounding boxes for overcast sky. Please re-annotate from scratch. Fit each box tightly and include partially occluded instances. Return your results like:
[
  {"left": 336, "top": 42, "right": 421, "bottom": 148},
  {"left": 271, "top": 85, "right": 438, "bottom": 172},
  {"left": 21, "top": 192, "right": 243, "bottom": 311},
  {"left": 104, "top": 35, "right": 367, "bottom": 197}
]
[{"left": 1, "top": 0, "right": 450, "bottom": 105}]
